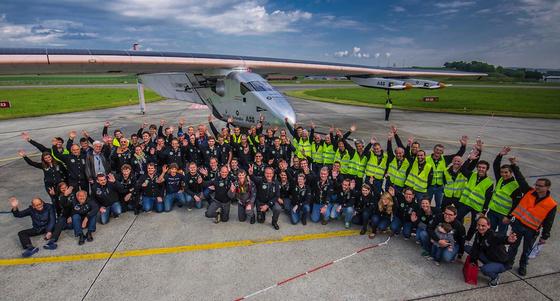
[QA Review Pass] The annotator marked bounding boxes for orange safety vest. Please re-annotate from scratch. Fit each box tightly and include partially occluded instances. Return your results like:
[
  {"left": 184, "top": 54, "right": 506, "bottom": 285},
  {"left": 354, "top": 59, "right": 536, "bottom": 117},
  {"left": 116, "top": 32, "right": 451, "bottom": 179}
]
[{"left": 512, "top": 189, "right": 557, "bottom": 231}]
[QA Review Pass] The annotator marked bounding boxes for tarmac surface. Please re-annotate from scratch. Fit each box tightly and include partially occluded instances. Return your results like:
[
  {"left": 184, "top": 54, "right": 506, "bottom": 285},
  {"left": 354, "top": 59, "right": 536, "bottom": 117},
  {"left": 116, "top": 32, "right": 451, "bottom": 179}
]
[{"left": 0, "top": 87, "right": 559, "bottom": 301}]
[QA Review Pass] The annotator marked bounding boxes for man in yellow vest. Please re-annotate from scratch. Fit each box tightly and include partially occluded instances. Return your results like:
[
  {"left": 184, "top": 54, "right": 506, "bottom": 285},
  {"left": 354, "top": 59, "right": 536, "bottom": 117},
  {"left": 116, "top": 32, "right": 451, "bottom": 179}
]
[
  {"left": 321, "top": 131, "right": 336, "bottom": 169},
  {"left": 386, "top": 130, "right": 409, "bottom": 193},
  {"left": 506, "top": 163, "right": 556, "bottom": 276},
  {"left": 347, "top": 139, "right": 370, "bottom": 189},
  {"left": 457, "top": 149, "right": 494, "bottom": 241},
  {"left": 364, "top": 137, "right": 386, "bottom": 195},
  {"left": 384, "top": 98, "right": 393, "bottom": 121},
  {"left": 426, "top": 136, "right": 468, "bottom": 208},
  {"left": 442, "top": 155, "right": 469, "bottom": 209},
  {"left": 311, "top": 132, "right": 324, "bottom": 173},
  {"left": 488, "top": 147, "right": 523, "bottom": 236},
  {"left": 404, "top": 150, "right": 433, "bottom": 201},
  {"left": 284, "top": 118, "right": 312, "bottom": 160},
  {"left": 333, "top": 125, "right": 356, "bottom": 179}
]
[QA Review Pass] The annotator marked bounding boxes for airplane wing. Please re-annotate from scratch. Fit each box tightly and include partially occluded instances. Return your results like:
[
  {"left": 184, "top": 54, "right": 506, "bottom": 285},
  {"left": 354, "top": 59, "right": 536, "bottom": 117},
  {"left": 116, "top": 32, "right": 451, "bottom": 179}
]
[{"left": 0, "top": 48, "right": 486, "bottom": 78}]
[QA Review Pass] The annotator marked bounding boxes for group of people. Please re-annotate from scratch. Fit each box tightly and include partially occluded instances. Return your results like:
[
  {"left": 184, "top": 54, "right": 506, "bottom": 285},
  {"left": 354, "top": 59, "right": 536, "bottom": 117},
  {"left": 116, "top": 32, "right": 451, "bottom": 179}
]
[{"left": 10, "top": 115, "right": 556, "bottom": 288}]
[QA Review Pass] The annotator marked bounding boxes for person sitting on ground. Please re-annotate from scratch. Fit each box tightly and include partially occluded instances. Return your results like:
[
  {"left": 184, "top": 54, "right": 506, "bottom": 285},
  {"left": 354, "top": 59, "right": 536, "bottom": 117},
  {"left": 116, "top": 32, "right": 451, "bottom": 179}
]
[
  {"left": 204, "top": 166, "right": 234, "bottom": 223},
  {"left": 44, "top": 182, "right": 75, "bottom": 250},
  {"left": 91, "top": 173, "right": 124, "bottom": 224},
  {"left": 289, "top": 173, "right": 312, "bottom": 225},
  {"left": 369, "top": 192, "right": 396, "bottom": 239},
  {"left": 71, "top": 190, "right": 99, "bottom": 245},
  {"left": 427, "top": 205, "right": 466, "bottom": 264},
  {"left": 9, "top": 196, "right": 55, "bottom": 258},
  {"left": 466, "top": 216, "right": 517, "bottom": 287}
]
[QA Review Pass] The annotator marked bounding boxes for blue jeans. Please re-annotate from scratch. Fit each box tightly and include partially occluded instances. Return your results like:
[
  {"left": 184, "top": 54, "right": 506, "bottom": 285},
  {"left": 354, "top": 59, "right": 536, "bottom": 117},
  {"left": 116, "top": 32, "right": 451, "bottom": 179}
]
[
  {"left": 416, "top": 227, "right": 431, "bottom": 252},
  {"left": 330, "top": 206, "right": 354, "bottom": 224},
  {"left": 164, "top": 192, "right": 187, "bottom": 212},
  {"left": 427, "top": 185, "right": 443, "bottom": 208},
  {"left": 142, "top": 196, "right": 163, "bottom": 212},
  {"left": 466, "top": 245, "right": 510, "bottom": 279},
  {"left": 431, "top": 242, "right": 459, "bottom": 263},
  {"left": 282, "top": 198, "right": 292, "bottom": 213},
  {"left": 392, "top": 216, "right": 414, "bottom": 238},
  {"left": 311, "top": 203, "right": 333, "bottom": 222},
  {"left": 508, "top": 220, "right": 537, "bottom": 268},
  {"left": 72, "top": 213, "right": 97, "bottom": 236},
  {"left": 185, "top": 193, "right": 204, "bottom": 209},
  {"left": 99, "top": 202, "right": 122, "bottom": 225},
  {"left": 372, "top": 214, "right": 394, "bottom": 232},
  {"left": 290, "top": 204, "right": 311, "bottom": 224},
  {"left": 487, "top": 210, "right": 508, "bottom": 236}
]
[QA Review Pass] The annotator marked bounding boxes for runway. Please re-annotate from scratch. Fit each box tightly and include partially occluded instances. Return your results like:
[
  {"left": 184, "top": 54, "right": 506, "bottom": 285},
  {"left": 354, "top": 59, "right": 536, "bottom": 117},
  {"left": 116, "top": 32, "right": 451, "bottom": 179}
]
[{"left": 0, "top": 92, "right": 559, "bottom": 301}]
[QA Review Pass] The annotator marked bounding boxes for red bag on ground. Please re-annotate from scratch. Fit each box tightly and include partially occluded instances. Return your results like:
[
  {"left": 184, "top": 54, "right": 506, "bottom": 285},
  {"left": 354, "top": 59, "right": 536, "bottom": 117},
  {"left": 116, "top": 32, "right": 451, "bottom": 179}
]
[{"left": 463, "top": 255, "right": 479, "bottom": 285}]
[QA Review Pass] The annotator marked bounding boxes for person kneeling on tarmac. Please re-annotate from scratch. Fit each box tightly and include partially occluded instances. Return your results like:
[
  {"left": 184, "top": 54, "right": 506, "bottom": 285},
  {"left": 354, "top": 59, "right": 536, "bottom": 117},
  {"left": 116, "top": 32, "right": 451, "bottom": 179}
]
[
  {"left": 229, "top": 169, "right": 257, "bottom": 224},
  {"left": 204, "top": 166, "right": 233, "bottom": 223},
  {"left": 251, "top": 167, "right": 282, "bottom": 230},
  {"left": 72, "top": 190, "right": 99, "bottom": 245}
]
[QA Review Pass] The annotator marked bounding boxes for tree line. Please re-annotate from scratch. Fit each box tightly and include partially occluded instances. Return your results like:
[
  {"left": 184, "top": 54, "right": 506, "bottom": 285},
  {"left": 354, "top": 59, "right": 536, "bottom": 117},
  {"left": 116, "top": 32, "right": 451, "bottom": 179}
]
[{"left": 443, "top": 61, "right": 555, "bottom": 80}]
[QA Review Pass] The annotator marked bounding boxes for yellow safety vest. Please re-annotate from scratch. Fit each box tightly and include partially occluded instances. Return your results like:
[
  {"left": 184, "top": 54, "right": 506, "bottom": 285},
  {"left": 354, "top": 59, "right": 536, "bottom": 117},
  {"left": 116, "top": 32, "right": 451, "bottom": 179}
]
[
  {"left": 459, "top": 174, "right": 494, "bottom": 212},
  {"left": 443, "top": 169, "right": 467, "bottom": 198},
  {"left": 311, "top": 142, "right": 324, "bottom": 164},
  {"left": 387, "top": 157, "right": 410, "bottom": 188},
  {"left": 350, "top": 152, "right": 367, "bottom": 178},
  {"left": 322, "top": 143, "right": 335, "bottom": 165},
  {"left": 293, "top": 137, "right": 311, "bottom": 159},
  {"left": 365, "top": 152, "right": 388, "bottom": 180},
  {"left": 335, "top": 149, "right": 352, "bottom": 175},
  {"left": 426, "top": 155, "right": 446, "bottom": 186},
  {"left": 404, "top": 159, "right": 432, "bottom": 193},
  {"left": 488, "top": 178, "right": 519, "bottom": 216}
]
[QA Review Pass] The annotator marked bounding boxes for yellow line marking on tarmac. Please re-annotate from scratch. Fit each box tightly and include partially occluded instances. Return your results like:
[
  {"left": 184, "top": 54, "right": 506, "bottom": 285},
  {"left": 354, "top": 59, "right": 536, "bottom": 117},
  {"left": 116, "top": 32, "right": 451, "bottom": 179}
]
[{"left": 0, "top": 229, "right": 360, "bottom": 266}]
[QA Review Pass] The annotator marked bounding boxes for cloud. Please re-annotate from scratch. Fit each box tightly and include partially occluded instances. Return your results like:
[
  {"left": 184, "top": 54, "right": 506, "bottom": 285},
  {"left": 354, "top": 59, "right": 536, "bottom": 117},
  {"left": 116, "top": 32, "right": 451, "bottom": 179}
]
[
  {"left": 434, "top": 1, "right": 476, "bottom": 9},
  {"left": 392, "top": 6, "right": 406, "bottom": 12},
  {"left": 333, "top": 46, "right": 370, "bottom": 59},
  {"left": 0, "top": 14, "right": 97, "bottom": 46},
  {"left": 334, "top": 50, "right": 349, "bottom": 57},
  {"left": 107, "top": 0, "right": 312, "bottom": 36}
]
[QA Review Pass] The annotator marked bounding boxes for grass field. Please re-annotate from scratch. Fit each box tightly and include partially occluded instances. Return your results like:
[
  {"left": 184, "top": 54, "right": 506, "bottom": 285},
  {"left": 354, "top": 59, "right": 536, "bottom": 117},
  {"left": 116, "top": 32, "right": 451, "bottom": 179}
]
[
  {"left": 0, "top": 74, "right": 138, "bottom": 86},
  {"left": 285, "top": 87, "right": 560, "bottom": 118},
  {"left": 0, "top": 88, "right": 163, "bottom": 120}
]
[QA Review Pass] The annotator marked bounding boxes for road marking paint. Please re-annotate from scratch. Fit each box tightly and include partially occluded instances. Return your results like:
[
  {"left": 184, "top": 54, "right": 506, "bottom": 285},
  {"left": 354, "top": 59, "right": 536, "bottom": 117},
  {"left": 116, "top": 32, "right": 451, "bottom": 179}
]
[{"left": 0, "top": 229, "right": 360, "bottom": 266}]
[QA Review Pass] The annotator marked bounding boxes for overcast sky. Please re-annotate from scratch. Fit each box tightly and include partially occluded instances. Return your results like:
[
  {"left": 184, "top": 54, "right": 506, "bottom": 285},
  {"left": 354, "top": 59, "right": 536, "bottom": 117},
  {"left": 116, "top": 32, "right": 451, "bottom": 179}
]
[{"left": 0, "top": 0, "right": 558, "bottom": 68}]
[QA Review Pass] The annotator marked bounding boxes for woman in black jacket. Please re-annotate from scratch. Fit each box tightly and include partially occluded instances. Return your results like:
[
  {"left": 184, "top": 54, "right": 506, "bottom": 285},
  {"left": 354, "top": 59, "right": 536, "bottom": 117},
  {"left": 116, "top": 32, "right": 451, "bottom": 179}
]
[
  {"left": 19, "top": 150, "right": 67, "bottom": 194},
  {"left": 466, "top": 216, "right": 517, "bottom": 287}
]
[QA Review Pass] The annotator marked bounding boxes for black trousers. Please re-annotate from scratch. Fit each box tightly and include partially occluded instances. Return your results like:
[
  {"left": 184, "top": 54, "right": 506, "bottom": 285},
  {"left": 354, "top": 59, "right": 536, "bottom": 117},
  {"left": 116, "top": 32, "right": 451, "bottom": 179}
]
[
  {"left": 18, "top": 228, "right": 46, "bottom": 249},
  {"left": 52, "top": 217, "right": 72, "bottom": 242},
  {"left": 206, "top": 201, "right": 230, "bottom": 222},
  {"left": 385, "top": 108, "right": 391, "bottom": 121},
  {"left": 257, "top": 202, "right": 282, "bottom": 224}
]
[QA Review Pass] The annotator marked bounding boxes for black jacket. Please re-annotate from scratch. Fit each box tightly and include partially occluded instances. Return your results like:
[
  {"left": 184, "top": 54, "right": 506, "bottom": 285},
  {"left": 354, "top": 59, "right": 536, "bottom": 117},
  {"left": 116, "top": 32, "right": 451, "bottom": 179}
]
[
  {"left": 91, "top": 181, "right": 124, "bottom": 207},
  {"left": 204, "top": 176, "right": 233, "bottom": 203},
  {"left": 12, "top": 203, "right": 56, "bottom": 232},
  {"left": 469, "top": 229, "right": 511, "bottom": 264}
]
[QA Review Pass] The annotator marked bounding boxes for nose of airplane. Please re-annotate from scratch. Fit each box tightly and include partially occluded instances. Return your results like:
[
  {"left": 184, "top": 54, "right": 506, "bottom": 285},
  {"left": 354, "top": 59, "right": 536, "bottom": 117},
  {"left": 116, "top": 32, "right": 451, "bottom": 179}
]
[{"left": 264, "top": 94, "right": 297, "bottom": 126}]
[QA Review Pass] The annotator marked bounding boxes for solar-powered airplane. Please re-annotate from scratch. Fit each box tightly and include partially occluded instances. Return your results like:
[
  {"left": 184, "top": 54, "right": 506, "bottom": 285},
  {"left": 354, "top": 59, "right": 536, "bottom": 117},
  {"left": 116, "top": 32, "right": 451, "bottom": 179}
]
[{"left": 0, "top": 48, "right": 486, "bottom": 127}]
